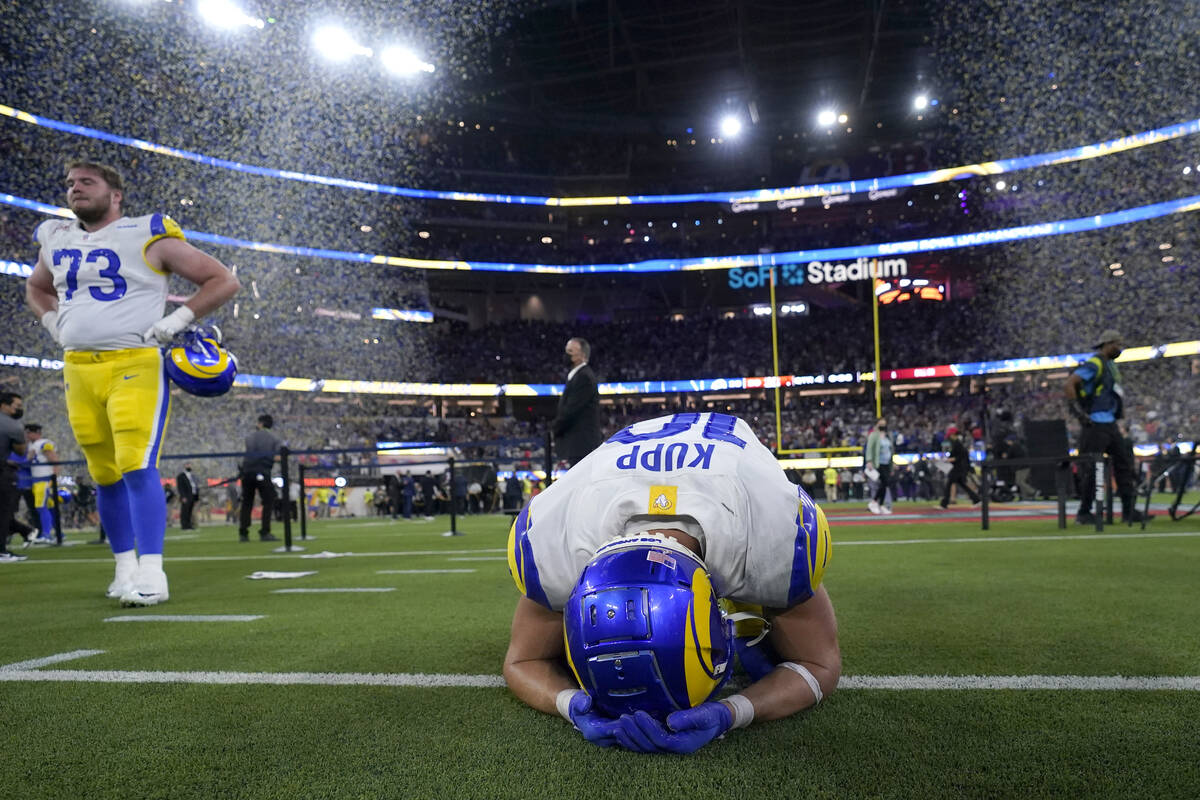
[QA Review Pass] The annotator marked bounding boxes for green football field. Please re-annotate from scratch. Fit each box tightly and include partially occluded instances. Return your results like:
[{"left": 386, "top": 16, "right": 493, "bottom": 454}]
[{"left": 3, "top": 503, "right": 1199, "bottom": 800}]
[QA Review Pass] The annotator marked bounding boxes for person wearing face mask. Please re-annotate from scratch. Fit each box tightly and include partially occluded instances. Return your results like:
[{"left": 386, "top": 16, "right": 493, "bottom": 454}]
[
  {"left": 1, "top": 392, "right": 31, "bottom": 563},
  {"left": 551, "top": 337, "right": 603, "bottom": 468},
  {"left": 1065, "top": 329, "right": 1151, "bottom": 525},
  {"left": 864, "top": 417, "right": 895, "bottom": 515}
]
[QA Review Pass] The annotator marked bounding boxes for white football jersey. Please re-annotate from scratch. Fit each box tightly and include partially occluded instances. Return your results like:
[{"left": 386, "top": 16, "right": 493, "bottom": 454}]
[
  {"left": 34, "top": 214, "right": 184, "bottom": 351},
  {"left": 508, "top": 413, "right": 831, "bottom": 611},
  {"left": 30, "top": 439, "right": 56, "bottom": 479}
]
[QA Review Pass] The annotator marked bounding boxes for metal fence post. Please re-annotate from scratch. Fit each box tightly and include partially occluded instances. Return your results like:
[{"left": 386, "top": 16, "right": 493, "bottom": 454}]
[
  {"left": 51, "top": 473, "right": 63, "bottom": 545},
  {"left": 448, "top": 457, "right": 458, "bottom": 534},
  {"left": 1055, "top": 460, "right": 1068, "bottom": 530},
  {"left": 280, "top": 446, "right": 293, "bottom": 550},
  {"left": 980, "top": 462, "right": 990, "bottom": 531},
  {"left": 298, "top": 462, "right": 307, "bottom": 541},
  {"left": 1104, "top": 457, "right": 1115, "bottom": 525},
  {"left": 442, "top": 457, "right": 463, "bottom": 537}
]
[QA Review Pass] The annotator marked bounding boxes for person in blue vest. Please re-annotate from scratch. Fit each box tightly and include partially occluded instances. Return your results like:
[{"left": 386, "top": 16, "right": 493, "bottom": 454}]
[{"left": 1065, "top": 329, "right": 1150, "bottom": 525}]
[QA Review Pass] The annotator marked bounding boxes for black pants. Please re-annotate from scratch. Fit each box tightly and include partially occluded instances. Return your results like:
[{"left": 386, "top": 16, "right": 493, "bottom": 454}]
[
  {"left": 873, "top": 464, "right": 892, "bottom": 505},
  {"left": 180, "top": 496, "right": 196, "bottom": 529},
  {"left": 19, "top": 487, "right": 37, "bottom": 531},
  {"left": 942, "top": 468, "right": 979, "bottom": 505},
  {"left": 239, "top": 472, "right": 277, "bottom": 537},
  {"left": 0, "top": 470, "right": 18, "bottom": 554},
  {"left": 1076, "top": 422, "right": 1136, "bottom": 515}
]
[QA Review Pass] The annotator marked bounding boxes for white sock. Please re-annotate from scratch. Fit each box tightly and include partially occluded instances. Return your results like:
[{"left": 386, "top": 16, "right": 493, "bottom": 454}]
[
  {"left": 114, "top": 550, "right": 138, "bottom": 576},
  {"left": 139, "top": 553, "right": 164, "bottom": 573}
]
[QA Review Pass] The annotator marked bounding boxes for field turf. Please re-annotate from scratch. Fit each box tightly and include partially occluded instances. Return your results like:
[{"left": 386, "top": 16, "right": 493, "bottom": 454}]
[{"left": 2, "top": 502, "right": 1199, "bottom": 799}]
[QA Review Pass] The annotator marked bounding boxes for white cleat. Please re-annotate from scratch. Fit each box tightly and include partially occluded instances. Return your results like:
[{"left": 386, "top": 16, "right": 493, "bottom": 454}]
[
  {"left": 867, "top": 500, "right": 881, "bottom": 515},
  {"left": 881, "top": 506, "right": 894, "bottom": 515},
  {"left": 119, "top": 569, "right": 169, "bottom": 607},
  {"left": 106, "top": 564, "right": 138, "bottom": 599},
  {"left": 105, "top": 579, "right": 134, "bottom": 599}
]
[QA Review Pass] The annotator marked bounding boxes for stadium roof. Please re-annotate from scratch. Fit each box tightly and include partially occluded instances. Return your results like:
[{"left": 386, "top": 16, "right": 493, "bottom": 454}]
[{"left": 465, "top": 0, "right": 937, "bottom": 136}]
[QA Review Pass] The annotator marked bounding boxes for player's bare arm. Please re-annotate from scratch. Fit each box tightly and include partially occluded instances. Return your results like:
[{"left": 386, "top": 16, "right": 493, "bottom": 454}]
[
  {"left": 502, "top": 596, "right": 575, "bottom": 715},
  {"left": 146, "top": 237, "right": 241, "bottom": 318},
  {"left": 732, "top": 585, "right": 841, "bottom": 722},
  {"left": 26, "top": 255, "right": 59, "bottom": 334}
]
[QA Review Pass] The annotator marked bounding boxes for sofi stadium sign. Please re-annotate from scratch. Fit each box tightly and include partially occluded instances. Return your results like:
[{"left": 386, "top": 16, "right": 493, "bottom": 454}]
[{"left": 727, "top": 257, "right": 908, "bottom": 290}]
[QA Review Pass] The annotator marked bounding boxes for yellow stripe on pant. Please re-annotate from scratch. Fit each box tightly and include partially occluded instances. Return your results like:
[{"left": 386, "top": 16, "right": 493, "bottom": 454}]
[
  {"left": 32, "top": 480, "right": 56, "bottom": 508},
  {"left": 63, "top": 348, "right": 171, "bottom": 486}
]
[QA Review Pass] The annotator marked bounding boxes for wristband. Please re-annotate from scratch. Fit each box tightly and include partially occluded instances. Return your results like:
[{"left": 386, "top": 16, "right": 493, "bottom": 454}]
[
  {"left": 40, "top": 309, "right": 59, "bottom": 337},
  {"left": 555, "top": 688, "right": 580, "bottom": 722},
  {"left": 780, "top": 661, "right": 823, "bottom": 704},
  {"left": 722, "top": 693, "right": 755, "bottom": 729}
]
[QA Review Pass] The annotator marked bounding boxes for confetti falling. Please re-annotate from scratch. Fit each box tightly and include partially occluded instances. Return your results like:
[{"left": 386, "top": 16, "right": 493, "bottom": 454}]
[{"left": 0, "top": 0, "right": 1197, "bottom": 468}]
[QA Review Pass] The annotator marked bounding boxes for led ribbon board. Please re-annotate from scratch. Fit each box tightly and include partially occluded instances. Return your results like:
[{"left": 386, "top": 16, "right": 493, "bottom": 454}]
[
  {"left": 3, "top": 103, "right": 1198, "bottom": 206},
  {"left": 5, "top": 192, "right": 1200, "bottom": 274},
  {"left": 5, "top": 342, "right": 1197, "bottom": 396}
]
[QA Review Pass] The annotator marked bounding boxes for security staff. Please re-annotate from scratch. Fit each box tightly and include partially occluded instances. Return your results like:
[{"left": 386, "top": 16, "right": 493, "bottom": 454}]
[
  {"left": 239, "top": 414, "right": 281, "bottom": 542},
  {"left": 0, "top": 392, "right": 30, "bottom": 562},
  {"left": 1065, "top": 329, "right": 1150, "bottom": 525}
]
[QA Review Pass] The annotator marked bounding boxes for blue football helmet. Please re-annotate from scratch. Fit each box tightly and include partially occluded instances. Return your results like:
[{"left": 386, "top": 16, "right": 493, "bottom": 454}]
[
  {"left": 563, "top": 533, "right": 734, "bottom": 720},
  {"left": 163, "top": 325, "right": 238, "bottom": 397}
]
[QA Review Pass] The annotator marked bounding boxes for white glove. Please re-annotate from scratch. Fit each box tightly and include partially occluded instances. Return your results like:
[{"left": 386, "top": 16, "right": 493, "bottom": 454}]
[
  {"left": 144, "top": 306, "right": 195, "bottom": 344},
  {"left": 40, "top": 310, "right": 60, "bottom": 344}
]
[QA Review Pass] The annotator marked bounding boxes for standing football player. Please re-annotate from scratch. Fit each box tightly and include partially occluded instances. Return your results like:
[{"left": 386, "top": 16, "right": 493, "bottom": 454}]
[
  {"left": 25, "top": 160, "right": 240, "bottom": 605},
  {"left": 24, "top": 423, "right": 60, "bottom": 543},
  {"left": 503, "top": 412, "right": 840, "bottom": 754}
]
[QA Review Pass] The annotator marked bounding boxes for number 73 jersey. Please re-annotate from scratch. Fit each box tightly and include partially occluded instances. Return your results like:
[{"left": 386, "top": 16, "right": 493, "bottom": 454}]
[
  {"left": 510, "top": 412, "right": 832, "bottom": 612},
  {"left": 34, "top": 214, "right": 183, "bottom": 351}
]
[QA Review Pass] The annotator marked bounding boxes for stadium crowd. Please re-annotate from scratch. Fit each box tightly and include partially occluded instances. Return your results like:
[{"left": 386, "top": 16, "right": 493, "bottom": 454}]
[{"left": 1, "top": 0, "right": 1198, "bottom": 505}]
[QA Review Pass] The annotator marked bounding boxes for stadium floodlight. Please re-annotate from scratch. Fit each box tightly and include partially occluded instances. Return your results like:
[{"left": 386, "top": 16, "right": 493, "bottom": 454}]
[
  {"left": 817, "top": 109, "right": 837, "bottom": 127},
  {"left": 197, "top": 0, "right": 264, "bottom": 30},
  {"left": 380, "top": 46, "right": 436, "bottom": 75},
  {"left": 719, "top": 114, "right": 743, "bottom": 138},
  {"left": 913, "top": 93, "right": 929, "bottom": 110},
  {"left": 312, "top": 25, "right": 372, "bottom": 62}
]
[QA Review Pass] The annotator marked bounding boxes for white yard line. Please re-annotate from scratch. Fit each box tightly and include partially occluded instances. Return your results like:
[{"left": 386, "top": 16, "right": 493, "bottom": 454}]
[
  {"left": 18, "top": 533, "right": 1200, "bottom": 568},
  {"left": 839, "top": 675, "right": 1200, "bottom": 690},
  {"left": 0, "top": 669, "right": 509, "bottom": 687},
  {"left": 0, "top": 665, "right": 1197, "bottom": 691},
  {"left": 270, "top": 588, "right": 395, "bottom": 593},
  {"left": 376, "top": 569, "right": 478, "bottom": 574},
  {"left": 837, "top": 531, "right": 1200, "bottom": 547},
  {"left": 0, "top": 649, "right": 106, "bottom": 670},
  {"left": 12, "top": 548, "right": 509, "bottom": 565},
  {"left": 104, "top": 615, "right": 265, "bottom": 622}
]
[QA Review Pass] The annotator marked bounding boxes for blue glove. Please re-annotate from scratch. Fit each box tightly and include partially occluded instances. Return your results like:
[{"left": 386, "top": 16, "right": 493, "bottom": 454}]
[
  {"left": 565, "top": 691, "right": 621, "bottom": 748},
  {"left": 665, "top": 702, "right": 734, "bottom": 752},
  {"left": 614, "top": 704, "right": 733, "bottom": 755}
]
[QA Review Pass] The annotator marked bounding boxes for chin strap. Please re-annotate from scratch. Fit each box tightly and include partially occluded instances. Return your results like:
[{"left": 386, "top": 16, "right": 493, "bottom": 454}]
[{"left": 723, "top": 610, "right": 771, "bottom": 647}]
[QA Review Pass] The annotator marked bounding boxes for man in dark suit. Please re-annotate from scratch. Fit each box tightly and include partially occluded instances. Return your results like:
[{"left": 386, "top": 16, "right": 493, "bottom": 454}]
[
  {"left": 176, "top": 464, "right": 199, "bottom": 530},
  {"left": 552, "top": 337, "right": 603, "bottom": 468}
]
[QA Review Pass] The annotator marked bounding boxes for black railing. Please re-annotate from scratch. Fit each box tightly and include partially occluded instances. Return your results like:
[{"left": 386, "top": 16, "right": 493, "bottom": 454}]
[{"left": 977, "top": 453, "right": 1110, "bottom": 532}]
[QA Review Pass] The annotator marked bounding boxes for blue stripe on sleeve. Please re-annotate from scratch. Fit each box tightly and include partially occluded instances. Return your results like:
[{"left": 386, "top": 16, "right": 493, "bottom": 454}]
[
  {"left": 788, "top": 487, "right": 818, "bottom": 606},
  {"left": 513, "top": 505, "right": 550, "bottom": 608}
]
